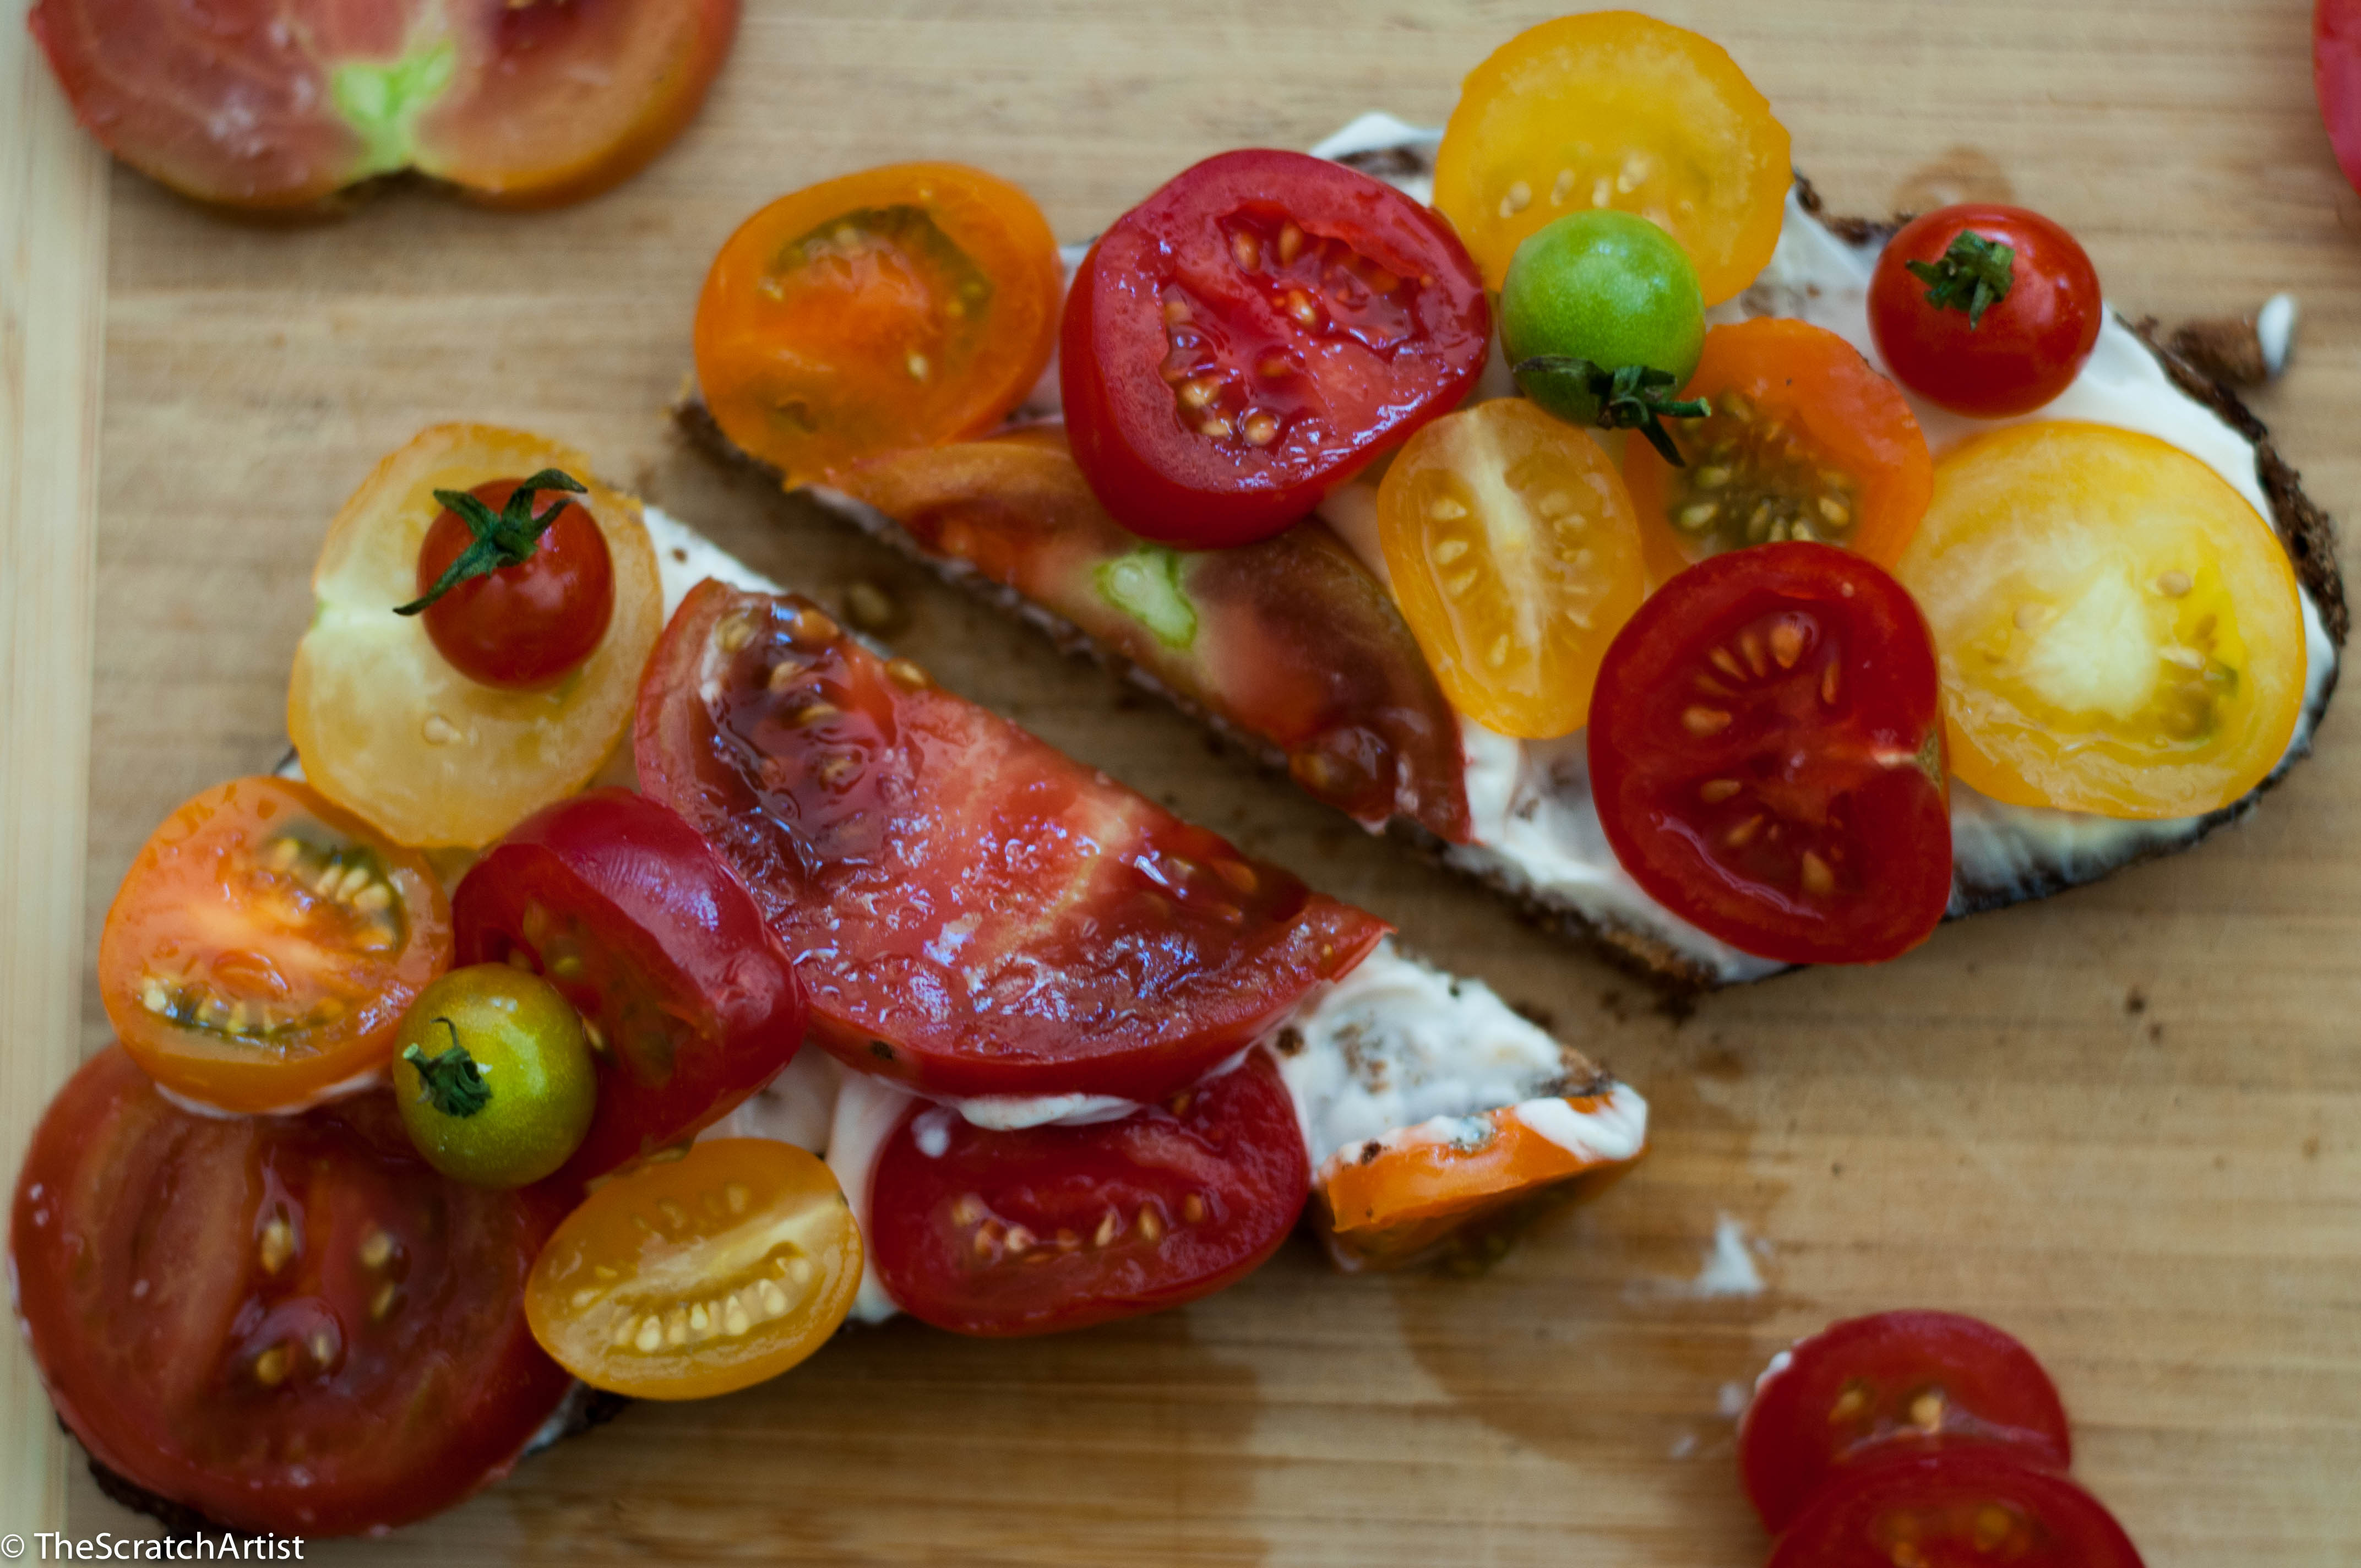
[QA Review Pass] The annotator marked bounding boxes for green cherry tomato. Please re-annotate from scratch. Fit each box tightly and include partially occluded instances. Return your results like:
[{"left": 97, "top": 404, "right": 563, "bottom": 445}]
[
  {"left": 394, "top": 964, "right": 596, "bottom": 1188},
  {"left": 1500, "top": 210, "right": 1707, "bottom": 426}
]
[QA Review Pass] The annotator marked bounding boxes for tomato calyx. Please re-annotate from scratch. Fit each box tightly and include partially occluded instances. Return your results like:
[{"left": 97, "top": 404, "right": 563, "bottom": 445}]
[
  {"left": 401, "top": 1024, "right": 491, "bottom": 1117},
  {"left": 1906, "top": 230, "right": 2016, "bottom": 329},
  {"left": 1511, "top": 356, "right": 1707, "bottom": 465},
  {"left": 395, "top": 469, "right": 589, "bottom": 616}
]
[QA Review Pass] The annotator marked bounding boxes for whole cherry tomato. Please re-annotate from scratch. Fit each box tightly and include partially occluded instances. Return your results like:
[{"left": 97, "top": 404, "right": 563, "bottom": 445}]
[
  {"left": 409, "top": 475, "right": 616, "bottom": 690},
  {"left": 1868, "top": 204, "right": 2102, "bottom": 418}
]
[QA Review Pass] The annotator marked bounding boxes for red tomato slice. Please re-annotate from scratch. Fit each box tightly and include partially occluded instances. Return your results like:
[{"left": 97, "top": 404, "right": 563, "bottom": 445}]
[
  {"left": 1587, "top": 542, "right": 1952, "bottom": 965},
  {"left": 9, "top": 1047, "right": 572, "bottom": 1536},
  {"left": 868, "top": 1050, "right": 1309, "bottom": 1336},
  {"left": 2325, "top": 1, "right": 2361, "bottom": 192},
  {"left": 1769, "top": 1451, "right": 2146, "bottom": 1568},
  {"left": 28, "top": 0, "right": 737, "bottom": 210},
  {"left": 635, "top": 580, "right": 1389, "bottom": 1100},
  {"left": 1062, "top": 149, "right": 1491, "bottom": 549},
  {"left": 1740, "top": 1311, "right": 2074, "bottom": 1533},
  {"left": 453, "top": 789, "right": 808, "bottom": 1184}
]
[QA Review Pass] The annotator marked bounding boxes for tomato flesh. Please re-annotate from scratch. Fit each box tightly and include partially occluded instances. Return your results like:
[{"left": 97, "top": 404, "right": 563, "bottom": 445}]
[
  {"left": 1741, "top": 1311, "right": 2074, "bottom": 1533},
  {"left": 417, "top": 479, "right": 616, "bottom": 690},
  {"left": 2319, "top": 0, "right": 2361, "bottom": 194},
  {"left": 1587, "top": 542, "right": 1952, "bottom": 965},
  {"left": 636, "top": 580, "right": 1389, "bottom": 1100},
  {"left": 1769, "top": 1451, "right": 2146, "bottom": 1568},
  {"left": 454, "top": 789, "right": 808, "bottom": 1184},
  {"left": 1868, "top": 205, "right": 2103, "bottom": 418},
  {"left": 10, "top": 1047, "right": 572, "bottom": 1536},
  {"left": 868, "top": 1050, "right": 1309, "bottom": 1336},
  {"left": 97, "top": 776, "right": 453, "bottom": 1114},
  {"left": 1063, "top": 149, "right": 1490, "bottom": 548}
]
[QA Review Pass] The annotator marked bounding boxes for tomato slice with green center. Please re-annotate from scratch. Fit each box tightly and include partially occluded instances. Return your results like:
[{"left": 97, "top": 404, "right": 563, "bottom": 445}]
[
  {"left": 635, "top": 581, "right": 1389, "bottom": 1099},
  {"left": 1062, "top": 149, "right": 1490, "bottom": 548},
  {"left": 1588, "top": 542, "right": 1952, "bottom": 965},
  {"left": 1769, "top": 1451, "right": 2146, "bottom": 1568},
  {"left": 10, "top": 1047, "right": 572, "bottom": 1536},
  {"left": 97, "top": 776, "right": 453, "bottom": 1114},
  {"left": 526, "top": 1139, "right": 862, "bottom": 1399},
  {"left": 696, "top": 162, "right": 1064, "bottom": 484},
  {"left": 454, "top": 789, "right": 809, "bottom": 1184},
  {"left": 1624, "top": 318, "right": 1934, "bottom": 583},
  {"left": 1741, "top": 1311, "right": 2073, "bottom": 1533},
  {"left": 868, "top": 1050, "right": 1309, "bottom": 1336}
]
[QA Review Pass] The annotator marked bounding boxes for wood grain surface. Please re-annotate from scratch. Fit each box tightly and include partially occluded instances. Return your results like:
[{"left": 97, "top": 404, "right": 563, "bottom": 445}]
[{"left": 10, "top": 1, "right": 2360, "bottom": 1562}]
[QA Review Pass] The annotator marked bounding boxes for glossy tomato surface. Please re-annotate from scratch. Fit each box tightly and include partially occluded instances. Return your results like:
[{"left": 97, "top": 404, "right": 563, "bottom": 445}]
[
  {"left": 454, "top": 789, "right": 807, "bottom": 1184},
  {"left": 636, "top": 581, "right": 1388, "bottom": 1099},
  {"left": 2320, "top": 0, "right": 2361, "bottom": 193},
  {"left": 1769, "top": 1451, "right": 2146, "bottom": 1568},
  {"left": 97, "top": 775, "right": 452, "bottom": 1114},
  {"left": 869, "top": 1051, "right": 1309, "bottom": 1336},
  {"left": 30, "top": 0, "right": 737, "bottom": 209},
  {"left": 10, "top": 1047, "right": 573, "bottom": 1536},
  {"left": 1588, "top": 543, "right": 1952, "bottom": 966},
  {"left": 1741, "top": 1311, "right": 2073, "bottom": 1533},
  {"left": 1063, "top": 149, "right": 1489, "bottom": 548},
  {"left": 417, "top": 478, "right": 615, "bottom": 690},
  {"left": 1868, "top": 205, "right": 2102, "bottom": 418}
]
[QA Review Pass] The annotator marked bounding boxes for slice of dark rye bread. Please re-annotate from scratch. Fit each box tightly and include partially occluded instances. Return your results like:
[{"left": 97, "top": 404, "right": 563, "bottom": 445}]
[{"left": 672, "top": 175, "right": 2348, "bottom": 993}]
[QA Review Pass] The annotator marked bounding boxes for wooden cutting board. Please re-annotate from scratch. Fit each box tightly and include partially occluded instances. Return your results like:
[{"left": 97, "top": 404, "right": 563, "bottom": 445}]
[{"left": 5, "top": 1, "right": 2358, "bottom": 1562}]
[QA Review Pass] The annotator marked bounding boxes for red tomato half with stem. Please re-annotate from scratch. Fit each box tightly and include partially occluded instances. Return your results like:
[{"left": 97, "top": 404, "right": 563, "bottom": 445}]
[
  {"left": 1769, "top": 1450, "right": 2146, "bottom": 1568},
  {"left": 2320, "top": 1, "right": 2361, "bottom": 193},
  {"left": 1740, "top": 1311, "right": 2073, "bottom": 1533},
  {"left": 1587, "top": 542, "right": 1952, "bottom": 966},
  {"left": 453, "top": 789, "right": 808, "bottom": 1184},
  {"left": 10, "top": 1047, "right": 572, "bottom": 1536},
  {"left": 1868, "top": 205, "right": 2102, "bottom": 418},
  {"left": 868, "top": 1050, "right": 1310, "bottom": 1336},
  {"left": 1063, "top": 149, "right": 1491, "bottom": 549}
]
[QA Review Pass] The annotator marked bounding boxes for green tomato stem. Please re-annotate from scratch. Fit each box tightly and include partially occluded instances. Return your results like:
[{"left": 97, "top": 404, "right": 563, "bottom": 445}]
[
  {"left": 392, "top": 469, "right": 587, "bottom": 617},
  {"left": 403, "top": 1021, "right": 492, "bottom": 1118},
  {"left": 1906, "top": 231, "right": 2016, "bottom": 330},
  {"left": 1511, "top": 356, "right": 1708, "bottom": 467}
]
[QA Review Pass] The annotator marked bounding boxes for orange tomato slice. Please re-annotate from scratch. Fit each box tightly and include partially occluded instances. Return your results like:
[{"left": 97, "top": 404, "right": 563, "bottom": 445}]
[
  {"left": 525, "top": 1140, "right": 863, "bottom": 1400},
  {"left": 695, "top": 163, "right": 1063, "bottom": 484},
  {"left": 1433, "top": 12, "right": 1791, "bottom": 304},
  {"left": 1624, "top": 318, "right": 1934, "bottom": 585},
  {"left": 1378, "top": 397, "right": 1648, "bottom": 739}
]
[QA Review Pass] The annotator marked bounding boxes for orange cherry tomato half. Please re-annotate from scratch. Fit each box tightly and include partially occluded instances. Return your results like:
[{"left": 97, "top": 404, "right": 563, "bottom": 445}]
[
  {"left": 97, "top": 776, "right": 453, "bottom": 1114},
  {"left": 1624, "top": 318, "right": 1934, "bottom": 585},
  {"left": 525, "top": 1140, "right": 863, "bottom": 1400},
  {"left": 695, "top": 163, "right": 1063, "bottom": 484}
]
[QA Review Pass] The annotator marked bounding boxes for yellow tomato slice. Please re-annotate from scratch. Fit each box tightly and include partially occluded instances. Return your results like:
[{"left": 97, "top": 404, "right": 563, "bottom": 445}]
[
  {"left": 1378, "top": 398, "right": 1647, "bottom": 739},
  {"left": 289, "top": 424, "right": 663, "bottom": 848},
  {"left": 1433, "top": 12, "right": 1791, "bottom": 304},
  {"left": 1897, "top": 422, "right": 2306, "bottom": 819},
  {"left": 526, "top": 1140, "right": 863, "bottom": 1401}
]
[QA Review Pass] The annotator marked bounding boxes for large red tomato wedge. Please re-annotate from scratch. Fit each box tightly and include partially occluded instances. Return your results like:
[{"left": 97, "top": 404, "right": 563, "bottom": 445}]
[
  {"left": 29, "top": 0, "right": 739, "bottom": 210},
  {"left": 635, "top": 580, "right": 1389, "bottom": 1101}
]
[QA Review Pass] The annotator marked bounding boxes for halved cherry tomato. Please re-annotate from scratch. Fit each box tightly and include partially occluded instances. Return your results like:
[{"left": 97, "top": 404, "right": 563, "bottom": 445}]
[
  {"left": 696, "top": 163, "right": 1063, "bottom": 485},
  {"left": 1897, "top": 422, "right": 2306, "bottom": 820},
  {"left": 1769, "top": 1451, "right": 2146, "bottom": 1568},
  {"left": 414, "top": 477, "right": 616, "bottom": 690},
  {"left": 2319, "top": 0, "right": 2361, "bottom": 193},
  {"left": 290, "top": 424, "right": 663, "bottom": 848},
  {"left": 97, "top": 776, "right": 452, "bottom": 1114},
  {"left": 1433, "top": 12, "right": 1791, "bottom": 304},
  {"left": 868, "top": 1050, "right": 1308, "bottom": 1336},
  {"left": 1624, "top": 318, "right": 1934, "bottom": 584},
  {"left": 454, "top": 790, "right": 808, "bottom": 1184},
  {"left": 1741, "top": 1311, "right": 2074, "bottom": 1533},
  {"left": 1868, "top": 205, "right": 2103, "bottom": 418},
  {"left": 636, "top": 581, "right": 1389, "bottom": 1100},
  {"left": 10, "top": 1046, "right": 572, "bottom": 1536},
  {"left": 1062, "top": 149, "right": 1490, "bottom": 548},
  {"left": 525, "top": 1139, "right": 861, "bottom": 1400},
  {"left": 1378, "top": 397, "right": 1649, "bottom": 739},
  {"left": 29, "top": 0, "right": 738, "bottom": 210},
  {"left": 1588, "top": 542, "right": 1952, "bottom": 966},
  {"left": 837, "top": 432, "right": 1473, "bottom": 841}
]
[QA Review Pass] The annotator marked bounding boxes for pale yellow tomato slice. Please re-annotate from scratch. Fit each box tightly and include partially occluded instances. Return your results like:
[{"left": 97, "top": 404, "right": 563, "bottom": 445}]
[
  {"left": 1433, "top": 12, "right": 1791, "bottom": 304},
  {"left": 1897, "top": 421, "right": 2306, "bottom": 819},
  {"left": 1378, "top": 398, "right": 1647, "bottom": 739},
  {"left": 289, "top": 424, "right": 663, "bottom": 848},
  {"left": 526, "top": 1140, "right": 863, "bottom": 1401}
]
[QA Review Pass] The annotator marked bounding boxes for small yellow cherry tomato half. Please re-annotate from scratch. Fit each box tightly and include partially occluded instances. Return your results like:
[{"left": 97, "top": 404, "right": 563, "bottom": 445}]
[
  {"left": 393, "top": 965, "right": 597, "bottom": 1189},
  {"left": 1433, "top": 11, "right": 1791, "bottom": 304},
  {"left": 1897, "top": 421, "right": 2307, "bottom": 819},
  {"left": 525, "top": 1140, "right": 863, "bottom": 1400},
  {"left": 1378, "top": 398, "right": 1648, "bottom": 739}
]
